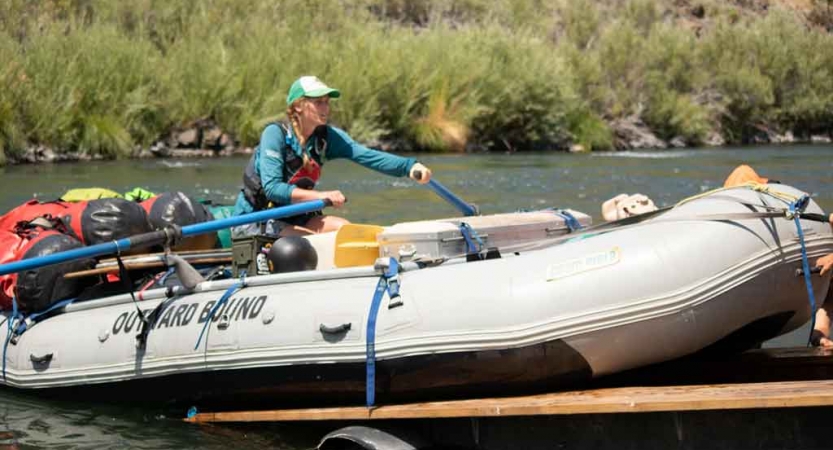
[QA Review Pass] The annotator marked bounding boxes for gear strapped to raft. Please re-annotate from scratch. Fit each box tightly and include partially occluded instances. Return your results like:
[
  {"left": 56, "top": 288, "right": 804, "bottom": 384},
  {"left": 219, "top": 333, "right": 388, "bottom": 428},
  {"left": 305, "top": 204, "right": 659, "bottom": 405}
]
[{"left": 0, "top": 217, "right": 92, "bottom": 312}]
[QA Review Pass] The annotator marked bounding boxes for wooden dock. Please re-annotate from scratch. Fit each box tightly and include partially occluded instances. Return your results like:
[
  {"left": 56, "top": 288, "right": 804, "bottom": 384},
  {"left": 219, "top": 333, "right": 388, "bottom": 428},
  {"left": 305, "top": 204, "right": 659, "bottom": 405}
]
[{"left": 185, "top": 347, "right": 833, "bottom": 424}]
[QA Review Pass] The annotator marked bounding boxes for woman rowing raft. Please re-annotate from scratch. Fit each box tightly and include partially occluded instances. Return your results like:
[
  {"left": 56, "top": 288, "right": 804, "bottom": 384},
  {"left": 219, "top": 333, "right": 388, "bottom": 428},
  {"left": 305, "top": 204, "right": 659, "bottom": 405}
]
[{"left": 233, "top": 75, "right": 432, "bottom": 237}]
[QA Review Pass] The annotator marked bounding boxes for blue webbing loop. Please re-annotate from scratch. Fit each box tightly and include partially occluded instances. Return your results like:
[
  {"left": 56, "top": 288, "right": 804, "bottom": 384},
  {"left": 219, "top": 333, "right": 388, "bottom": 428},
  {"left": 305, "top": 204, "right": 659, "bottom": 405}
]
[
  {"left": 552, "top": 209, "right": 583, "bottom": 232},
  {"left": 789, "top": 196, "right": 818, "bottom": 347},
  {"left": 366, "top": 257, "right": 400, "bottom": 407},
  {"left": 793, "top": 194, "right": 811, "bottom": 213},
  {"left": 193, "top": 275, "right": 245, "bottom": 351},
  {"left": 26, "top": 297, "right": 77, "bottom": 324},
  {"left": 158, "top": 267, "right": 176, "bottom": 287},
  {"left": 459, "top": 222, "right": 484, "bottom": 255},
  {"left": 11, "top": 297, "right": 78, "bottom": 339}
]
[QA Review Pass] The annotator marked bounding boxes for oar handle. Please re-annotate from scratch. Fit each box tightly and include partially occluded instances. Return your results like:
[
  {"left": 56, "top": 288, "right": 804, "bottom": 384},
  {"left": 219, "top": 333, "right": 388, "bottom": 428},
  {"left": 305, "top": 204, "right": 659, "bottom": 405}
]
[
  {"left": 799, "top": 212, "right": 830, "bottom": 224},
  {"left": 413, "top": 170, "right": 479, "bottom": 217},
  {"left": 0, "top": 199, "right": 331, "bottom": 276}
]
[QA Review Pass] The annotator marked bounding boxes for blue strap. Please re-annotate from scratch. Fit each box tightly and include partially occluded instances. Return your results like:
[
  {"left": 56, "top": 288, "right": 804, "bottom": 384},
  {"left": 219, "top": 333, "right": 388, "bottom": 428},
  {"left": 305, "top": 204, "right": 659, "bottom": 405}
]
[
  {"left": 8, "top": 297, "right": 78, "bottom": 340},
  {"left": 552, "top": 209, "right": 582, "bottom": 232},
  {"left": 459, "top": 222, "right": 484, "bottom": 254},
  {"left": 194, "top": 275, "right": 245, "bottom": 350},
  {"left": 26, "top": 297, "right": 77, "bottom": 324},
  {"left": 365, "top": 276, "right": 386, "bottom": 407},
  {"left": 384, "top": 258, "right": 401, "bottom": 299},
  {"left": 366, "top": 258, "right": 400, "bottom": 407},
  {"left": 789, "top": 196, "right": 818, "bottom": 346},
  {"left": 158, "top": 267, "right": 176, "bottom": 286},
  {"left": 2, "top": 296, "right": 78, "bottom": 381},
  {"left": 2, "top": 298, "right": 22, "bottom": 381}
]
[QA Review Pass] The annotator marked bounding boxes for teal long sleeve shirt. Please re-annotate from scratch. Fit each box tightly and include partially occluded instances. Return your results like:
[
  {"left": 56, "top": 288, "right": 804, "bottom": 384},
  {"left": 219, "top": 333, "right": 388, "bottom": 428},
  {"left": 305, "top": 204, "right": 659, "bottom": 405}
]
[{"left": 234, "top": 124, "right": 416, "bottom": 215}]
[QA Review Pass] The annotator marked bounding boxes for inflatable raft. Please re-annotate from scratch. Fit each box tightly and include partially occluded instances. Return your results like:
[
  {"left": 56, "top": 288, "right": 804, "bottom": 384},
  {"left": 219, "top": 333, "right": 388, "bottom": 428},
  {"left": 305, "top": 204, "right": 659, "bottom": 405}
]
[{"left": 0, "top": 183, "right": 830, "bottom": 408}]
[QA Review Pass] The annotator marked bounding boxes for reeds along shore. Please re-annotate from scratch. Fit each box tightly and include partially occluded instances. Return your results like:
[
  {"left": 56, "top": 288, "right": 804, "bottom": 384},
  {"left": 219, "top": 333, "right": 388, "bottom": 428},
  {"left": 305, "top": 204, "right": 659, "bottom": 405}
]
[{"left": 1, "top": 0, "right": 832, "bottom": 164}]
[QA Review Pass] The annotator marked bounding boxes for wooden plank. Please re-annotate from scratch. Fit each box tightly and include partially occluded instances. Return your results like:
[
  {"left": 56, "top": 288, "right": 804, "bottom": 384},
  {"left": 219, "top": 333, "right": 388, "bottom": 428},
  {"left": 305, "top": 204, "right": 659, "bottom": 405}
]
[
  {"left": 64, "top": 256, "right": 231, "bottom": 278},
  {"left": 95, "top": 249, "right": 231, "bottom": 267},
  {"left": 184, "top": 379, "right": 833, "bottom": 423},
  {"left": 97, "top": 248, "right": 226, "bottom": 263}
]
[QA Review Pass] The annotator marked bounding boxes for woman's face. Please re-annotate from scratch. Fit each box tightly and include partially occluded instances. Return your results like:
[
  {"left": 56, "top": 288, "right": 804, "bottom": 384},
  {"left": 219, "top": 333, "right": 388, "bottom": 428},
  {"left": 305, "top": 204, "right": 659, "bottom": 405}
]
[{"left": 296, "top": 96, "right": 330, "bottom": 134}]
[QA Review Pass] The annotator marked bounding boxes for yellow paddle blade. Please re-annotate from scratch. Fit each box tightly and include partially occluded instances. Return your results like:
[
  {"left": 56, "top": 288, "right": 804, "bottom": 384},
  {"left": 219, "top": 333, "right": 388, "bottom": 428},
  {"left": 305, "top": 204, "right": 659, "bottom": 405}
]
[{"left": 334, "top": 223, "right": 385, "bottom": 268}]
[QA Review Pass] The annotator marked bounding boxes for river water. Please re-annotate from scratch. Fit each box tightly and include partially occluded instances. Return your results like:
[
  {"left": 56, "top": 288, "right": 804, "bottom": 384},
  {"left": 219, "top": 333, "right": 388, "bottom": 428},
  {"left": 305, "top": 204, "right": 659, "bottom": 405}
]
[{"left": 0, "top": 145, "right": 831, "bottom": 448}]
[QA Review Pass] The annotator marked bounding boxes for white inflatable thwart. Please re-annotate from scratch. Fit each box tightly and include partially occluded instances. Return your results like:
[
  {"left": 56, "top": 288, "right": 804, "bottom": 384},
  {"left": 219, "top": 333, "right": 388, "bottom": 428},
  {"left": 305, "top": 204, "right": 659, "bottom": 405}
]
[{"left": 0, "top": 184, "right": 830, "bottom": 409}]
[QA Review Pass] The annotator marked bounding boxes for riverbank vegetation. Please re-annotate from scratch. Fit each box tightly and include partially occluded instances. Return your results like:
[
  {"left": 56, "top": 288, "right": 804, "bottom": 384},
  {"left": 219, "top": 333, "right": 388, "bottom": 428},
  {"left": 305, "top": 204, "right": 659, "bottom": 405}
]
[{"left": 1, "top": 0, "right": 832, "bottom": 164}]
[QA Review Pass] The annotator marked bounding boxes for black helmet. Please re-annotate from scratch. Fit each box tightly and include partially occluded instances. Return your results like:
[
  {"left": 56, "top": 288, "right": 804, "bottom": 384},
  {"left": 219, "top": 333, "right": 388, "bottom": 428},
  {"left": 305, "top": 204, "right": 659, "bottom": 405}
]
[{"left": 267, "top": 236, "right": 318, "bottom": 273}]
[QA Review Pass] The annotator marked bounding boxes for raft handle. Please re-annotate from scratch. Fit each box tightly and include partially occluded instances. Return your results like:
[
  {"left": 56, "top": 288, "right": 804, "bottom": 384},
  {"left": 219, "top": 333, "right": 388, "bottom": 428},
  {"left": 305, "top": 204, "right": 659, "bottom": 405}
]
[
  {"left": 319, "top": 323, "right": 352, "bottom": 335},
  {"left": 30, "top": 353, "right": 53, "bottom": 365}
]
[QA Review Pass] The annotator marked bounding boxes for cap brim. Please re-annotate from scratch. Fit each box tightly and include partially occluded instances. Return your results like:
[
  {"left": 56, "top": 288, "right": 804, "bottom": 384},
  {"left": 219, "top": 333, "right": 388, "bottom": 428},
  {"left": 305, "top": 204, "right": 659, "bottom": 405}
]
[{"left": 305, "top": 88, "right": 340, "bottom": 99}]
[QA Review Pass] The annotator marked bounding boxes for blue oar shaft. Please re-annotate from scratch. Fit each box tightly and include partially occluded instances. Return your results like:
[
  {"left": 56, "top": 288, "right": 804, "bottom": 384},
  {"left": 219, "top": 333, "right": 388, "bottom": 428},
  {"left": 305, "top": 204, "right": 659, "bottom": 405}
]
[
  {"left": 180, "top": 200, "right": 327, "bottom": 236},
  {"left": 0, "top": 200, "right": 328, "bottom": 276},
  {"left": 428, "top": 179, "right": 477, "bottom": 217}
]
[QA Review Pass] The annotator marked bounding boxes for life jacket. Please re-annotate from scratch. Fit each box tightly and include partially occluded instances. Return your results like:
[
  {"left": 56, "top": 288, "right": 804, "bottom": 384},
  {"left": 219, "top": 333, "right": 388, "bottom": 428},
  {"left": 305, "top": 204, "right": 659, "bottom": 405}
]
[
  {"left": 141, "top": 192, "right": 217, "bottom": 251},
  {"left": 242, "top": 123, "right": 326, "bottom": 211},
  {"left": 0, "top": 219, "right": 93, "bottom": 312}
]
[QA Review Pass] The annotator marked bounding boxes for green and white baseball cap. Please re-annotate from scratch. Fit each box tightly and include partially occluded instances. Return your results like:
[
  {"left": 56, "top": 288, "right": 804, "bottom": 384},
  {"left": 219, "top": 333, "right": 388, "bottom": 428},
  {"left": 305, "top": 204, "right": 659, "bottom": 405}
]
[{"left": 286, "top": 76, "right": 341, "bottom": 105}]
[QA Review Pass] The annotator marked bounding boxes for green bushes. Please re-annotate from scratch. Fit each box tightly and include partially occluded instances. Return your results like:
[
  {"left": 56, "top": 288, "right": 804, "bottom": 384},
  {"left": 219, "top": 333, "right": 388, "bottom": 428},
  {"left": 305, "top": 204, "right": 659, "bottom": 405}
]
[
  {"left": 8, "top": 24, "right": 160, "bottom": 157},
  {"left": 1, "top": 0, "right": 832, "bottom": 164},
  {"left": 641, "top": 25, "right": 710, "bottom": 142},
  {"left": 696, "top": 9, "right": 833, "bottom": 141},
  {"left": 555, "top": 0, "right": 833, "bottom": 145}
]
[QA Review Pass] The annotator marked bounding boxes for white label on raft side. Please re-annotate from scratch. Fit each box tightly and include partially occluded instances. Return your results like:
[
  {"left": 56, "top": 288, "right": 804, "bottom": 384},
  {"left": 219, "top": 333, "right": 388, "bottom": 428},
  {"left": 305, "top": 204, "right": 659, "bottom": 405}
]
[{"left": 546, "top": 247, "right": 621, "bottom": 281}]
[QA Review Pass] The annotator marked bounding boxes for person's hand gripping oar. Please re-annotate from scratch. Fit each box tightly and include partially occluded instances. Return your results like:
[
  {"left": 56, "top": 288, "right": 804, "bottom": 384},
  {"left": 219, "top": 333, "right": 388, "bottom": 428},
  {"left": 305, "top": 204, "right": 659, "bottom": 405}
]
[{"left": 411, "top": 164, "right": 479, "bottom": 217}]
